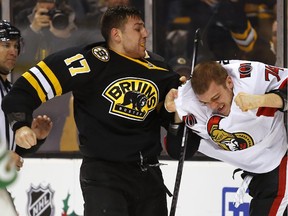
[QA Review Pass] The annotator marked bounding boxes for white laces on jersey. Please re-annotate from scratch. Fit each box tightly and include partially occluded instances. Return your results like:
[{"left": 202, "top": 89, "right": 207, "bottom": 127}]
[{"left": 234, "top": 175, "right": 253, "bottom": 208}]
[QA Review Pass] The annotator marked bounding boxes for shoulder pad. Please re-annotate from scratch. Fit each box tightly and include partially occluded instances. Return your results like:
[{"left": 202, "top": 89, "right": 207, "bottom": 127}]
[
  {"left": 145, "top": 50, "right": 165, "bottom": 62},
  {"left": 85, "top": 41, "right": 106, "bottom": 50}
]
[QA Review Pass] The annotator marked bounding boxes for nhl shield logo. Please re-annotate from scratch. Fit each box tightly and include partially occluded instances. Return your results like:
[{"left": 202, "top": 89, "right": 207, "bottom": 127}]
[{"left": 27, "top": 184, "right": 55, "bottom": 216}]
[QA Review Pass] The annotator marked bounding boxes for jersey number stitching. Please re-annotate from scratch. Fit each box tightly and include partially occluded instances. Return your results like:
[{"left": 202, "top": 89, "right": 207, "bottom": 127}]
[{"left": 64, "top": 54, "right": 91, "bottom": 76}]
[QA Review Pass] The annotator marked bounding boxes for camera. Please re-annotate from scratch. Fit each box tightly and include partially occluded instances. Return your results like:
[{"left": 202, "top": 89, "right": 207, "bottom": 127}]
[{"left": 44, "top": 8, "right": 69, "bottom": 30}]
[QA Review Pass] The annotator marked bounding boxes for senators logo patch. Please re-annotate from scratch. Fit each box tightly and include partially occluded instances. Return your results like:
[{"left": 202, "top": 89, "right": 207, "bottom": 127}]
[
  {"left": 207, "top": 115, "right": 254, "bottom": 151},
  {"left": 92, "top": 46, "right": 109, "bottom": 62},
  {"left": 183, "top": 114, "right": 197, "bottom": 127},
  {"left": 103, "top": 77, "right": 159, "bottom": 120}
]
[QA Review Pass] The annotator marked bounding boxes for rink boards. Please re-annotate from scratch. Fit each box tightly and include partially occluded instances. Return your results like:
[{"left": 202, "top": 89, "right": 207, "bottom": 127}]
[{"left": 8, "top": 159, "right": 251, "bottom": 216}]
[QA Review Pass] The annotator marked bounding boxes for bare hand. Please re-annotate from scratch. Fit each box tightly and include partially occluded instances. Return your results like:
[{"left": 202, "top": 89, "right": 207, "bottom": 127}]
[
  {"left": 15, "top": 127, "right": 37, "bottom": 149},
  {"left": 30, "top": 7, "right": 51, "bottom": 32},
  {"left": 164, "top": 88, "right": 178, "bottom": 113},
  {"left": 9, "top": 151, "right": 24, "bottom": 171},
  {"left": 31, "top": 115, "right": 53, "bottom": 140},
  {"left": 179, "top": 76, "right": 187, "bottom": 85},
  {"left": 234, "top": 92, "right": 263, "bottom": 112}
]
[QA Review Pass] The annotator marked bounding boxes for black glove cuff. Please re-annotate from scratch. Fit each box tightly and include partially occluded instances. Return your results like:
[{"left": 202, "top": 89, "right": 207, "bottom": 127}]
[
  {"left": 7, "top": 112, "right": 32, "bottom": 131},
  {"left": 168, "top": 122, "right": 184, "bottom": 136},
  {"left": 268, "top": 89, "right": 288, "bottom": 112}
]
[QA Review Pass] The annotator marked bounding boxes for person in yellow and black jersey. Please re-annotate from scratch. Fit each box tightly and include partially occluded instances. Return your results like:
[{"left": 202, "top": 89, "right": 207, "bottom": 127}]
[
  {"left": 2, "top": 6, "right": 181, "bottom": 216},
  {"left": 167, "top": 0, "right": 277, "bottom": 65}
]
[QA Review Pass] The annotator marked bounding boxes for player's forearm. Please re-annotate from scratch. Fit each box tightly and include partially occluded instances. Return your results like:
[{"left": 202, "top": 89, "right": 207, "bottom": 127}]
[
  {"left": 235, "top": 90, "right": 287, "bottom": 112},
  {"left": 2, "top": 94, "right": 33, "bottom": 132},
  {"left": 262, "top": 93, "right": 283, "bottom": 108},
  {"left": 166, "top": 123, "right": 201, "bottom": 160},
  {"left": 174, "top": 112, "right": 182, "bottom": 123},
  {"left": 2, "top": 80, "right": 42, "bottom": 131}
]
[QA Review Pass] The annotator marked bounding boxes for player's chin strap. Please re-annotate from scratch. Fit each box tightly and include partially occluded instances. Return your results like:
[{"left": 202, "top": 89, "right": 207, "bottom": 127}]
[{"left": 232, "top": 168, "right": 253, "bottom": 208}]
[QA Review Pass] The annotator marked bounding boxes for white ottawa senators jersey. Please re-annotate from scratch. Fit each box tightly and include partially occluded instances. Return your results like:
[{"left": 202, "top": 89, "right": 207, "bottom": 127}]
[{"left": 175, "top": 60, "right": 288, "bottom": 173}]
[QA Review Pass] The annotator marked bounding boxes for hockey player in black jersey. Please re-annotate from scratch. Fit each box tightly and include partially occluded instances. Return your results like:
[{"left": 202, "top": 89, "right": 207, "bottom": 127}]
[{"left": 2, "top": 6, "right": 181, "bottom": 216}]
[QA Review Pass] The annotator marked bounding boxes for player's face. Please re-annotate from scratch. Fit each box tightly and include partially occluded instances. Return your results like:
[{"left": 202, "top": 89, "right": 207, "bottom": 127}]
[
  {"left": 118, "top": 16, "right": 148, "bottom": 58},
  {"left": 0, "top": 40, "right": 19, "bottom": 75},
  {"left": 197, "top": 76, "right": 234, "bottom": 116}
]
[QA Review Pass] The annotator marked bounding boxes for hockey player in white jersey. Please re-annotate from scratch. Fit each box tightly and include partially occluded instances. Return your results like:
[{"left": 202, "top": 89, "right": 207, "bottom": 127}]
[{"left": 164, "top": 60, "right": 287, "bottom": 215}]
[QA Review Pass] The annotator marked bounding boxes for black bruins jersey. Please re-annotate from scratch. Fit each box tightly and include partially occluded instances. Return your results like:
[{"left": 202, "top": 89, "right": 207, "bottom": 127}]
[{"left": 2, "top": 42, "right": 180, "bottom": 161}]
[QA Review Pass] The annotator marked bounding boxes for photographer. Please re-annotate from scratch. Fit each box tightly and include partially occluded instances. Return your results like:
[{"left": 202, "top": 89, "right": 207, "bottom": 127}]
[{"left": 18, "top": 0, "right": 78, "bottom": 68}]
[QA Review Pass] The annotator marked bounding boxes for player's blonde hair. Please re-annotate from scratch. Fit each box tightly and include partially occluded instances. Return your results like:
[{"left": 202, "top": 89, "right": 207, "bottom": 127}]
[{"left": 191, "top": 61, "right": 228, "bottom": 95}]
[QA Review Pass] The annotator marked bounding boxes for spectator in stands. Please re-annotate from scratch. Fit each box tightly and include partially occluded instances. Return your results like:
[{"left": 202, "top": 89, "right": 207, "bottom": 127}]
[
  {"left": 164, "top": 0, "right": 277, "bottom": 66},
  {"left": 17, "top": 0, "right": 79, "bottom": 67},
  {"left": 76, "top": 0, "right": 131, "bottom": 44}
]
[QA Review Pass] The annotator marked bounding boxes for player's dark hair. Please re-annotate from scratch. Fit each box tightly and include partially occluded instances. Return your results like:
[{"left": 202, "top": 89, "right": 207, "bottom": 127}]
[
  {"left": 191, "top": 61, "right": 228, "bottom": 95},
  {"left": 101, "top": 6, "right": 142, "bottom": 42}
]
